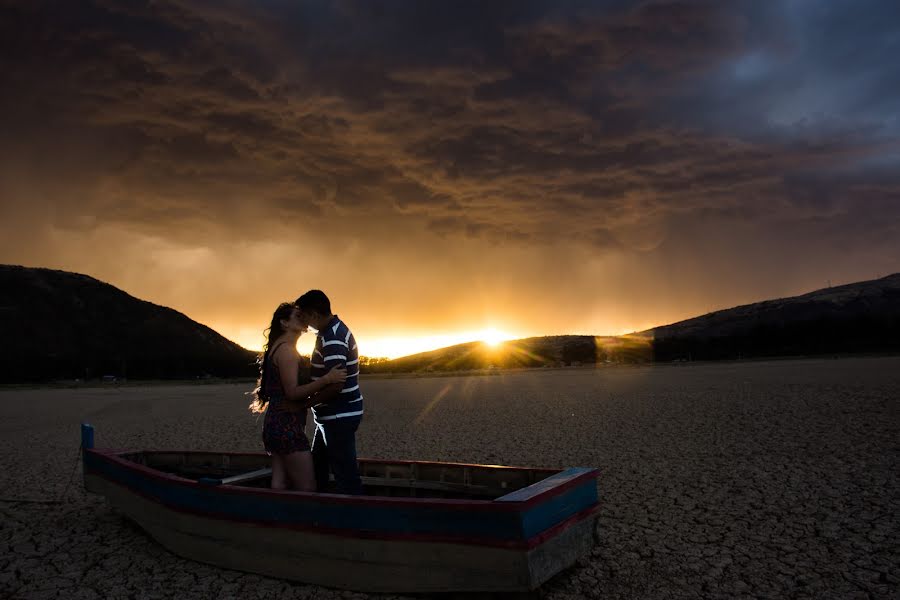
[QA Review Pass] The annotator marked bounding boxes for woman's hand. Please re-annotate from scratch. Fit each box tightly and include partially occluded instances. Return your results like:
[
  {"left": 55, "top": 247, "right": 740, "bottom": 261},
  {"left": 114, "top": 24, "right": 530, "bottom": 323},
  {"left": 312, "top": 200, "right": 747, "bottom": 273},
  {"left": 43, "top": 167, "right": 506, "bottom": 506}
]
[{"left": 322, "top": 366, "right": 348, "bottom": 386}]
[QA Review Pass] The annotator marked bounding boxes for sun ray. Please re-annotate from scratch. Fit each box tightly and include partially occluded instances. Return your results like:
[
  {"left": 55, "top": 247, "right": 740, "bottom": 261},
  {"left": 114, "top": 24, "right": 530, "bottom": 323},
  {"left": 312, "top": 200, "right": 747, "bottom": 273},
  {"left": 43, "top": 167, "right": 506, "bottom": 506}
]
[{"left": 413, "top": 383, "right": 454, "bottom": 426}]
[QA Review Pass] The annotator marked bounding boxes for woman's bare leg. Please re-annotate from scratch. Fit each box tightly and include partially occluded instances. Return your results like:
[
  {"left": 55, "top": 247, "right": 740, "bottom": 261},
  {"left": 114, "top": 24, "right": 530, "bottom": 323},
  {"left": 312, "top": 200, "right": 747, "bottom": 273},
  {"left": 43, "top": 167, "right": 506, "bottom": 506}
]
[
  {"left": 270, "top": 454, "right": 288, "bottom": 490},
  {"left": 283, "top": 451, "right": 316, "bottom": 492}
]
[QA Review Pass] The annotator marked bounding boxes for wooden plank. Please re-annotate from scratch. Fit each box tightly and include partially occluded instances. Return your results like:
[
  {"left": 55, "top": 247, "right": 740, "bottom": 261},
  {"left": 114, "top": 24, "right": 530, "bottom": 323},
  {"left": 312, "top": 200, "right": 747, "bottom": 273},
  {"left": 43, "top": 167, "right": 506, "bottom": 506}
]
[
  {"left": 197, "top": 470, "right": 495, "bottom": 494},
  {"left": 137, "top": 452, "right": 551, "bottom": 498},
  {"left": 494, "top": 467, "right": 596, "bottom": 503},
  {"left": 526, "top": 509, "right": 598, "bottom": 587},
  {"left": 360, "top": 475, "right": 492, "bottom": 495},
  {"left": 220, "top": 468, "right": 273, "bottom": 485},
  {"left": 160, "top": 466, "right": 274, "bottom": 487}
]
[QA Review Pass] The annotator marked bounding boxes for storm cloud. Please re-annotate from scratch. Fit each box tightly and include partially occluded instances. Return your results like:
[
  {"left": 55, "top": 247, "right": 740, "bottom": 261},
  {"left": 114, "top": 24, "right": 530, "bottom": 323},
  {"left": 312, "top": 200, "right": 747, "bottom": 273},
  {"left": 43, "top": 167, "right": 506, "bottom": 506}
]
[{"left": 1, "top": 0, "right": 898, "bottom": 351}]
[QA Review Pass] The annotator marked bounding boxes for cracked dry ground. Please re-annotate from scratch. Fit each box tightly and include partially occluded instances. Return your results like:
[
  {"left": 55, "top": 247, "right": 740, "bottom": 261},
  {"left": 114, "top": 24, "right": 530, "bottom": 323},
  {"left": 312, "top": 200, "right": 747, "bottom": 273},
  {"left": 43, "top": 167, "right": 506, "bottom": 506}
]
[{"left": 1, "top": 356, "right": 898, "bottom": 600}]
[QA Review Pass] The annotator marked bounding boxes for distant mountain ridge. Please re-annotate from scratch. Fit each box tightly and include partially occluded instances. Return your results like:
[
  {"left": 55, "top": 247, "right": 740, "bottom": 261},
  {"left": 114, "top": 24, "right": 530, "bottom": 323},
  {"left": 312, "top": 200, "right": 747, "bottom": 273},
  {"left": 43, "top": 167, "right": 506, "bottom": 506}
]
[
  {"left": 0, "top": 265, "right": 258, "bottom": 382},
  {"left": 363, "top": 336, "right": 590, "bottom": 374},
  {"left": 644, "top": 273, "right": 900, "bottom": 340},
  {"left": 643, "top": 273, "right": 900, "bottom": 361},
  {"left": 3, "top": 265, "right": 898, "bottom": 382},
  {"left": 365, "top": 273, "right": 900, "bottom": 373}
]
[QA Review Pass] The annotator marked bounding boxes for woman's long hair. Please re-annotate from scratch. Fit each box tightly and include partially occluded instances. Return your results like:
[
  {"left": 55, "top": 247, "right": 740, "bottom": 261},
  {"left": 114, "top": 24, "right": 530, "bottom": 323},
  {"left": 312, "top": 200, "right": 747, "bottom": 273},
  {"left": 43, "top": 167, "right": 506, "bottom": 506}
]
[{"left": 248, "top": 302, "right": 295, "bottom": 414}]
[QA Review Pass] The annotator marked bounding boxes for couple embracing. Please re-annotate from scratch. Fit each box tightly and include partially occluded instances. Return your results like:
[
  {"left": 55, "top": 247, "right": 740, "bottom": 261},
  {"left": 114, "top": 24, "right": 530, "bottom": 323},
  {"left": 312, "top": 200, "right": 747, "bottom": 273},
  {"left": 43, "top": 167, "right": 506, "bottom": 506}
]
[{"left": 249, "top": 290, "right": 364, "bottom": 495}]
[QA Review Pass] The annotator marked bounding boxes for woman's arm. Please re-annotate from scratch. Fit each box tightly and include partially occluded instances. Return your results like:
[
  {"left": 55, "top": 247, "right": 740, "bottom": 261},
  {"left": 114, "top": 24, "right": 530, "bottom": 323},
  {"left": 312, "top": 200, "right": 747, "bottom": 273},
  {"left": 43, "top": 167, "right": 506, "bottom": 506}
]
[{"left": 275, "top": 345, "right": 347, "bottom": 408}]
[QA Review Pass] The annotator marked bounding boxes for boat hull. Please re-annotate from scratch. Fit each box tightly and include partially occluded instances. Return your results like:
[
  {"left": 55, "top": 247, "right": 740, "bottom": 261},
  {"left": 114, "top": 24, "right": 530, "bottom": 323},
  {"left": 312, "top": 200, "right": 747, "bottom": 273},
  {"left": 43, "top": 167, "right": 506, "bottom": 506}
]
[
  {"left": 83, "top": 446, "right": 600, "bottom": 593},
  {"left": 86, "top": 471, "right": 596, "bottom": 592}
]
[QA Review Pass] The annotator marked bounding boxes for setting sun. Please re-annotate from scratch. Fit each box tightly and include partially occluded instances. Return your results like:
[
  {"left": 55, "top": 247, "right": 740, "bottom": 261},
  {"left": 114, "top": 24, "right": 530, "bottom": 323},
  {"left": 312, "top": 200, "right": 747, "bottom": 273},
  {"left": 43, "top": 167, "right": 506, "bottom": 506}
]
[
  {"left": 308, "top": 328, "right": 522, "bottom": 360},
  {"left": 479, "top": 328, "right": 512, "bottom": 347}
]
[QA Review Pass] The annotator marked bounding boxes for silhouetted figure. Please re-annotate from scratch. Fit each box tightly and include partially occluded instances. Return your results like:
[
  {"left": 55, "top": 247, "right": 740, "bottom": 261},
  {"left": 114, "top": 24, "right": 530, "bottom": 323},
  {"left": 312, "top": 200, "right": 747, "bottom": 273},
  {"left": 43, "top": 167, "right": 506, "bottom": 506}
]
[
  {"left": 249, "top": 303, "right": 346, "bottom": 491},
  {"left": 295, "top": 290, "right": 364, "bottom": 495}
]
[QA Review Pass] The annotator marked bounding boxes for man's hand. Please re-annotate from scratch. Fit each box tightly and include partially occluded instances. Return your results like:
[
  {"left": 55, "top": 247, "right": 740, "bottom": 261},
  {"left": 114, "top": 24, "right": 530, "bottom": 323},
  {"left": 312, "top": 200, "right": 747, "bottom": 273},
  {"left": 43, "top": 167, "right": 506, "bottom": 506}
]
[
  {"left": 312, "top": 365, "right": 346, "bottom": 406},
  {"left": 322, "top": 366, "right": 347, "bottom": 386}
]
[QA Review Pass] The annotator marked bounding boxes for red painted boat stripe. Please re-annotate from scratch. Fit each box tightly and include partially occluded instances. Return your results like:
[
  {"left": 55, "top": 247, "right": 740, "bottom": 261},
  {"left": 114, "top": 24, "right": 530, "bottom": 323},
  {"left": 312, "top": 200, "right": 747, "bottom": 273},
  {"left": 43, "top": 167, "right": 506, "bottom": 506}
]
[
  {"left": 86, "top": 465, "right": 600, "bottom": 550},
  {"left": 90, "top": 449, "right": 598, "bottom": 511}
]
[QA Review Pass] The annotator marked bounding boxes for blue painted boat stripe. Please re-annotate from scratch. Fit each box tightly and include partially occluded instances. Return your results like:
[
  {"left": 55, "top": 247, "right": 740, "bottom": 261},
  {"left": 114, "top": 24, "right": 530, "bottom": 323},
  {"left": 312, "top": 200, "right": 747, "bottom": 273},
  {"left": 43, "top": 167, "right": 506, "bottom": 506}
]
[
  {"left": 84, "top": 453, "right": 524, "bottom": 541},
  {"left": 519, "top": 479, "right": 599, "bottom": 538}
]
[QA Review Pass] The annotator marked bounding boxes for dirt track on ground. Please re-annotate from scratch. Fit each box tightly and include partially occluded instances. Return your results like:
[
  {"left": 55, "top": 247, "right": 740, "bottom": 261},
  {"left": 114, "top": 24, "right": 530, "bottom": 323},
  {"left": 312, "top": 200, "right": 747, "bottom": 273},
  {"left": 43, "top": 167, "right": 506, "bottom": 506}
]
[{"left": 1, "top": 357, "right": 898, "bottom": 599}]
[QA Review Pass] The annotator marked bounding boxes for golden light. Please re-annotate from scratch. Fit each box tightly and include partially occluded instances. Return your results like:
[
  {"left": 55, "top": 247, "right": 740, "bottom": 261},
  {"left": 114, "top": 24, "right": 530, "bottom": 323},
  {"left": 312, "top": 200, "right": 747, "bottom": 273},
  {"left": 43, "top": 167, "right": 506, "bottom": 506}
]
[
  {"left": 359, "top": 328, "right": 519, "bottom": 359},
  {"left": 217, "top": 325, "right": 265, "bottom": 352},
  {"left": 224, "top": 321, "right": 522, "bottom": 361},
  {"left": 479, "top": 328, "right": 510, "bottom": 347}
]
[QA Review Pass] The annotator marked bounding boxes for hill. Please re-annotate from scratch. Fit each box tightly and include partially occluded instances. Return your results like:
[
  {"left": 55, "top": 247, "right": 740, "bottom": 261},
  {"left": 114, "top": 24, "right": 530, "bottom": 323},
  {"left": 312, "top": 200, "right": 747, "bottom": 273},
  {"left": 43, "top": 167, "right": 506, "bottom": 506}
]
[
  {"left": 362, "top": 334, "right": 651, "bottom": 374},
  {"left": 641, "top": 273, "right": 900, "bottom": 361},
  {"left": 362, "top": 336, "right": 592, "bottom": 374},
  {"left": 364, "top": 273, "right": 900, "bottom": 373},
  {"left": 0, "top": 265, "right": 258, "bottom": 383},
  {"left": 4, "top": 265, "right": 898, "bottom": 381}
]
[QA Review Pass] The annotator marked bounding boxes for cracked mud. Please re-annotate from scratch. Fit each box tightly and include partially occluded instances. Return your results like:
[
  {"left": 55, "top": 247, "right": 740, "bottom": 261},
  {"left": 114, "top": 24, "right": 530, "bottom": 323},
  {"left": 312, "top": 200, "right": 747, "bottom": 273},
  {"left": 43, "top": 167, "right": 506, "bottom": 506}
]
[{"left": 1, "top": 356, "right": 897, "bottom": 599}]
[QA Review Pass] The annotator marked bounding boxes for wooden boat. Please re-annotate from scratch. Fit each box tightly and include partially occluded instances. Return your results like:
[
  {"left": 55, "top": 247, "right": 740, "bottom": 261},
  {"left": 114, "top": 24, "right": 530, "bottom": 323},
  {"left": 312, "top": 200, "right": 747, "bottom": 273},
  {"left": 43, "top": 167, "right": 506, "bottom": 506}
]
[{"left": 80, "top": 424, "right": 600, "bottom": 593}]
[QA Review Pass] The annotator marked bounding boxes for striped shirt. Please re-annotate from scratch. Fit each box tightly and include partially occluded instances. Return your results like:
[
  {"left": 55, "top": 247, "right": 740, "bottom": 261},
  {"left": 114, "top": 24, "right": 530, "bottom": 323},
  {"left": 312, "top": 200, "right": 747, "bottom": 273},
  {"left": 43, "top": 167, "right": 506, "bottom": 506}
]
[{"left": 309, "top": 315, "right": 363, "bottom": 424}]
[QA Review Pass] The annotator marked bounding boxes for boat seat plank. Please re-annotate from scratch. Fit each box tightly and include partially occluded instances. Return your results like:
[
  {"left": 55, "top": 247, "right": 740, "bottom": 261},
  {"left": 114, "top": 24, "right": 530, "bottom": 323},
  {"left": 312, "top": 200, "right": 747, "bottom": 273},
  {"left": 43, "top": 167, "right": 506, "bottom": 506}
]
[
  {"left": 203, "top": 468, "right": 273, "bottom": 486},
  {"left": 200, "top": 470, "right": 497, "bottom": 494},
  {"left": 358, "top": 476, "right": 492, "bottom": 495}
]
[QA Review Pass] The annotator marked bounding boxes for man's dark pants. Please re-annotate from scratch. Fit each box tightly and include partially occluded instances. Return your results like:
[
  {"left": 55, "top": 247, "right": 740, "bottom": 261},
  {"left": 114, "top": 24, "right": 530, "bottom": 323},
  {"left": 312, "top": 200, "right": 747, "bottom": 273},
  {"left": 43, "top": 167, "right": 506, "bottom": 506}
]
[{"left": 312, "top": 415, "right": 363, "bottom": 495}]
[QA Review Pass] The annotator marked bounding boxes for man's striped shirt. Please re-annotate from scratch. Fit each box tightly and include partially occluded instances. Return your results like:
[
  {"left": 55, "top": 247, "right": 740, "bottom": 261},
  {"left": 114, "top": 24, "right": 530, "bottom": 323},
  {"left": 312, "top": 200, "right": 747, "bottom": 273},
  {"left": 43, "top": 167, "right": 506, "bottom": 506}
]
[{"left": 309, "top": 315, "right": 363, "bottom": 424}]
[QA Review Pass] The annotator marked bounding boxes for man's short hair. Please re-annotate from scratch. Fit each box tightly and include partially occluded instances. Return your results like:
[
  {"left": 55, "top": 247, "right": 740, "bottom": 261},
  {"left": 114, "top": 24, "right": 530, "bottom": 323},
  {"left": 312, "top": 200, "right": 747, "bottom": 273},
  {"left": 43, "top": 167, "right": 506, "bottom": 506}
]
[{"left": 295, "top": 290, "right": 331, "bottom": 316}]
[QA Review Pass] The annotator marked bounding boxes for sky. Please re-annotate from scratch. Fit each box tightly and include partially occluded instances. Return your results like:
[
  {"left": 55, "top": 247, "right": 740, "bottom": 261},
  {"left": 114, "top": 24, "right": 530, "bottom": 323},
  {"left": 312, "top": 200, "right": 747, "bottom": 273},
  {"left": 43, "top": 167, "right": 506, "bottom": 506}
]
[{"left": 1, "top": 0, "right": 899, "bottom": 357}]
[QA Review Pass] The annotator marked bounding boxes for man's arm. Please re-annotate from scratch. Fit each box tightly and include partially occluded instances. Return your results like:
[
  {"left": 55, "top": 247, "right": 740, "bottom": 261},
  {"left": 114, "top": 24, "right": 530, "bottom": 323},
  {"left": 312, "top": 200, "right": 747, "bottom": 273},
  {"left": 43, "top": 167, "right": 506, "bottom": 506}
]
[
  {"left": 276, "top": 349, "right": 346, "bottom": 411},
  {"left": 312, "top": 330, "right": 350, "bottom": 405}
]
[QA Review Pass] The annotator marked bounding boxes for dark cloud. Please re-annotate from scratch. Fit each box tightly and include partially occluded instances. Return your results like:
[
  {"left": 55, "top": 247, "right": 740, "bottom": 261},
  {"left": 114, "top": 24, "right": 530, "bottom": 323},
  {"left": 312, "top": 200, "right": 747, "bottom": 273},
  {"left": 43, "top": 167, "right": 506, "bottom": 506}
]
[{"left": 1, "top": 0, "right": 898, "bottom": 345}]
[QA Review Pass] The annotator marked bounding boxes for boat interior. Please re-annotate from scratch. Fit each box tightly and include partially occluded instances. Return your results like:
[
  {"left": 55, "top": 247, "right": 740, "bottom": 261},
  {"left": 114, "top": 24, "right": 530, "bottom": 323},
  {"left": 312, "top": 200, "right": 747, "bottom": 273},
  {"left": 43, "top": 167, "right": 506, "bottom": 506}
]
[{"left": 118, "top": 451, "right": 558, "bottom": 499}]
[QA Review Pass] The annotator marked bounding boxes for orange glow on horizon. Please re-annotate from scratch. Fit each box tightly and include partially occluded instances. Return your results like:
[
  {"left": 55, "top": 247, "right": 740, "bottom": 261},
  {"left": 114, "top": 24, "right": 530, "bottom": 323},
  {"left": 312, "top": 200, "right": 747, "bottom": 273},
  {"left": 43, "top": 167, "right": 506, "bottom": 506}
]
[
  {"left": 219, "top": 322, "right": 653, "bottom": 360},
  {"left": 225, "top": 327, "right": 519, "bottom": 359},
  {"left": 356, "top": 328, "right": 517, "bottom": 359}
]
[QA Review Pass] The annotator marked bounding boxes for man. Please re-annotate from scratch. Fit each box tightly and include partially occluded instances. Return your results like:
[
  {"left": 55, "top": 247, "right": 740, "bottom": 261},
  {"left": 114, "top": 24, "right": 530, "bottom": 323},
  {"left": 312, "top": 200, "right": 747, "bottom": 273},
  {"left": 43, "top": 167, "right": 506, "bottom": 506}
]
[{"left": 295, "top": 290, "right": 364, "bottom": 495}]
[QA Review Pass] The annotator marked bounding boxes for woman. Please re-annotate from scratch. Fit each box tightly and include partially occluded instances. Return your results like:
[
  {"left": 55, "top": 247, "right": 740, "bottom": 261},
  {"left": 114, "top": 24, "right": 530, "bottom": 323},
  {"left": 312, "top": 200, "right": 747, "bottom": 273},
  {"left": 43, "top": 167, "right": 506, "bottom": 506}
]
[{"left": 249, "top": 302, "right": 347, "bottom": 491}]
